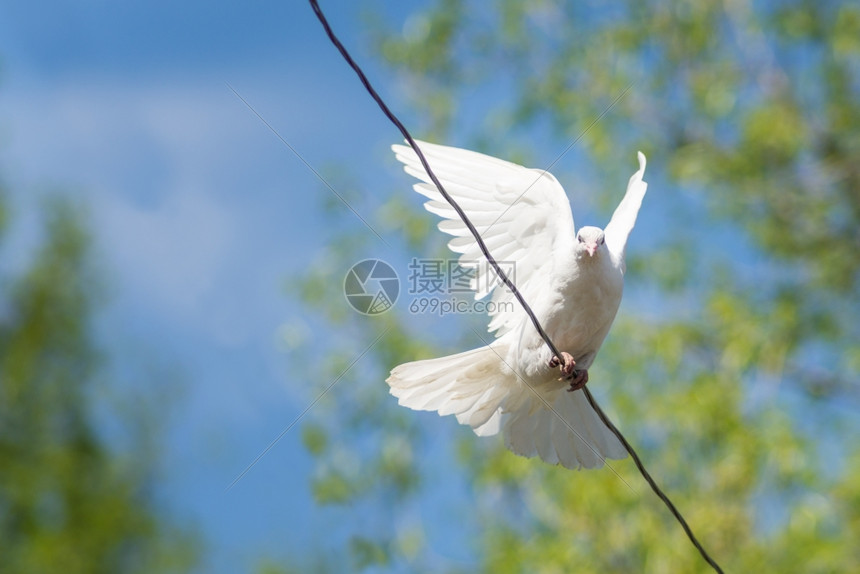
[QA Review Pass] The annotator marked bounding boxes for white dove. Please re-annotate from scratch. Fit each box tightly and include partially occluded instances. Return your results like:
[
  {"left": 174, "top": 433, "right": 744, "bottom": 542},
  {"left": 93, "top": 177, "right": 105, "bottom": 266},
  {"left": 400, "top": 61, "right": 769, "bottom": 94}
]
[{"left": 386, "top": 140, "right": 648, "bottom": 469}]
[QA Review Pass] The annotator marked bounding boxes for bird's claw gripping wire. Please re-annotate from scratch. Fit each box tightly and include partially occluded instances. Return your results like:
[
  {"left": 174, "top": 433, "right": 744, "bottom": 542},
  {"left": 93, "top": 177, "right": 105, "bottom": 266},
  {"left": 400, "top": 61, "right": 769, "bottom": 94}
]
[{"left": 549, "top": 352, "right": 589, "bottom": 391}]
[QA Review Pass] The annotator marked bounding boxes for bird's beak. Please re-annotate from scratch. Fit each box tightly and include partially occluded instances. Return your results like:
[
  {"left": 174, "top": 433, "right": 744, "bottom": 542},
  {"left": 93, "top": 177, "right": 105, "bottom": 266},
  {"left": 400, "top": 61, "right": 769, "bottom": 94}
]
[{"left": 586, "top": 243, "right": 598, "bottom": 257}]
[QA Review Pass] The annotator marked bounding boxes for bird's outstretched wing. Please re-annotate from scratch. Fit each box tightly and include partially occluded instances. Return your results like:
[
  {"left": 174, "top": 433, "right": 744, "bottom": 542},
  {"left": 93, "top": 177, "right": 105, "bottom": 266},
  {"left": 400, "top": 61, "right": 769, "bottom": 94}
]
[
  {"left": 393, "top": 140, "right": 575, "bottom": 337},
  {"left": 604, "top": 152, "right": 648, "bottom": 265}
]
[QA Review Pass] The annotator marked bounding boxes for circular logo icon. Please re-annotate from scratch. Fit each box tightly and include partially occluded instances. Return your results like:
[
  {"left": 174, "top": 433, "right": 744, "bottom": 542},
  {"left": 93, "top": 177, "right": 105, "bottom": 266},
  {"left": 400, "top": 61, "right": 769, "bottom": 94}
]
[{"left": 344, "top": 259, "right": 399, "bottom": 315}]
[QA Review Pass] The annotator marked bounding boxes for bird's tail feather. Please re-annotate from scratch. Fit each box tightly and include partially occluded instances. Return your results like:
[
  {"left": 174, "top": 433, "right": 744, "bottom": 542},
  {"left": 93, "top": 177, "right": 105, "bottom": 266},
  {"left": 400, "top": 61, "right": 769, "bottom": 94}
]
[
  {"left": 387, "top": 346, "right": 509, "bottom": 436},
  {"left": 503, "top": 389, "right": 627, "bottom": 470},
  {"left": 388, "top": 348, "right": 627, "bottom": 469}
]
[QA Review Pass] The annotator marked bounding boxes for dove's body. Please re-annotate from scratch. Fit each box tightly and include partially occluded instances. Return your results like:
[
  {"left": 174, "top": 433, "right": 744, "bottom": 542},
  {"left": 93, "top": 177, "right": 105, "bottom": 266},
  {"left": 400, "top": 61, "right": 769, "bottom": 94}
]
[
  {"left": 387, "top": 140, "right": 648, "bottom": 469},
  {"left": 507, "top": 246, "right": 624, "bottom": 393}
]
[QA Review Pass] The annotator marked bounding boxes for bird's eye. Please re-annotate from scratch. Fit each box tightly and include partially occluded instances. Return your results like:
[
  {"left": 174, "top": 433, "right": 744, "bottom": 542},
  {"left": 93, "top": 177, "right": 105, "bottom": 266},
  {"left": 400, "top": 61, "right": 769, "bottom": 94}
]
[{"left": 600, "top": 237, "right": 605, "bottom": 245}]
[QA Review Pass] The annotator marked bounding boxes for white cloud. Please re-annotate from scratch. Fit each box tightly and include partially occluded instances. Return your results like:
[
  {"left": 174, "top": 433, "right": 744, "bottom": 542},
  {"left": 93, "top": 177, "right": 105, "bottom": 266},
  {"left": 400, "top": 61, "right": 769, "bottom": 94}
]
[{"left": 0, "top": 75, "right": 326, "bottom": 336}]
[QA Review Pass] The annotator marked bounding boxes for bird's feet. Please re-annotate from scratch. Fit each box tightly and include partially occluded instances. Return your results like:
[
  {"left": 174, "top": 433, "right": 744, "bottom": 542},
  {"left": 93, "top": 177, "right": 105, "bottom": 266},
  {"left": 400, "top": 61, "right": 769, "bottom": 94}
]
[
  {"left": 566, "top": 369, "right": 589, "bottom": 392},
  {"left": 549, "top": 352, "right": 589, "bottom": 392},
  {"left": 549, "top": 351, "right": 576, "bottom": 377}
]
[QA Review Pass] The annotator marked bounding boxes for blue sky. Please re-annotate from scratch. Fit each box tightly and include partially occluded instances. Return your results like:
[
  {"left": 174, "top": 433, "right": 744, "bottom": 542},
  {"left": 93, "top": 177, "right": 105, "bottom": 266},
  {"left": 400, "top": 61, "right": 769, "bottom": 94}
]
[{"left": 0, "top": 1, "right": 444, "bottom": 570}]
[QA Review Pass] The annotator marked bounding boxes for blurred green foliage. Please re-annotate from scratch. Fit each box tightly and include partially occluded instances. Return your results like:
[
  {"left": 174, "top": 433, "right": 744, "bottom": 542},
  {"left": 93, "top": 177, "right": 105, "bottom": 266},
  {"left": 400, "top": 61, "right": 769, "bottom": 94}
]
[
  {"left": 0, "top": 196, "right": 197, "bottom": 573},
  {"left": 291, "top": 0, "right": 859, "bottom": 572}
]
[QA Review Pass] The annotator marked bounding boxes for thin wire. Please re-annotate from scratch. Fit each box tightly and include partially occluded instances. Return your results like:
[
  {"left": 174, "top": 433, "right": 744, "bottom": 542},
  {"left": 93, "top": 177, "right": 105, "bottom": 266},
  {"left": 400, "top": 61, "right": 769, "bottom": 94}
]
[
  {"left": 308, "top": 2, "right": 725, "bottom": 572},
  {"left": 580, "top": 387, "right": 724, "bottom": 572},
  {"left": 309, "top": 0, "right": 563, "bottom": 365}
]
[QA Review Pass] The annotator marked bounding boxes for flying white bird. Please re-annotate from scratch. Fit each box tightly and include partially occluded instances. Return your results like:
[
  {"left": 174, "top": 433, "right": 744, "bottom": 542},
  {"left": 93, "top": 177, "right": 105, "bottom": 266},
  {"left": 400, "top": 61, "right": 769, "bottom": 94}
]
[{"left": 386, "top": 140, "right": 648, "bottom": 470}]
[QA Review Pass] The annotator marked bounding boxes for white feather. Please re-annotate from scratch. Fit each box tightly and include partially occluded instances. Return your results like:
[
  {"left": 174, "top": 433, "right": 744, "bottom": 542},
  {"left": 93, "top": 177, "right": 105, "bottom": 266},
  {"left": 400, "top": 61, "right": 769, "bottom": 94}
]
[{"left": 386, "top": 140, "right": 648, "bottom": 470}]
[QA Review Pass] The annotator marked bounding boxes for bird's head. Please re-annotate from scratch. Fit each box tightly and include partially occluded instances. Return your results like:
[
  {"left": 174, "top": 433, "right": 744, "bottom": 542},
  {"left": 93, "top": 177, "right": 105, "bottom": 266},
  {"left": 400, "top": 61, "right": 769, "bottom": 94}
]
[{"left": 575, "top": 226, "right": 606, "bottom": 260}]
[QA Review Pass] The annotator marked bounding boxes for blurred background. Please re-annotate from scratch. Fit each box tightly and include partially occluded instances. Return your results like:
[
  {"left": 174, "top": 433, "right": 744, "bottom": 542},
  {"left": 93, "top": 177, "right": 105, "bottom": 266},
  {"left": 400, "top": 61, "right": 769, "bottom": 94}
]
[{"left": 1, "top": 0, "right": 858, "bottom": 572}]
